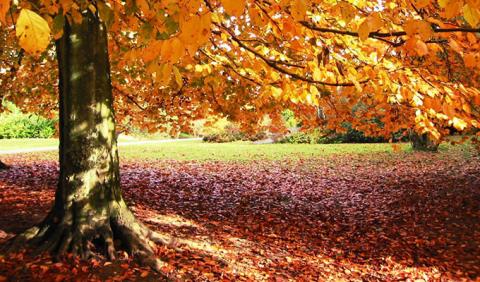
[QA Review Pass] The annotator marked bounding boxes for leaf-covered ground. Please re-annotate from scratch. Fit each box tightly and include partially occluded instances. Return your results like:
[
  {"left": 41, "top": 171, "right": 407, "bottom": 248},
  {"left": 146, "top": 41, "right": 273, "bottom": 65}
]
[{"left": 0, "top": 148, "right": 479, "bottom": 281}]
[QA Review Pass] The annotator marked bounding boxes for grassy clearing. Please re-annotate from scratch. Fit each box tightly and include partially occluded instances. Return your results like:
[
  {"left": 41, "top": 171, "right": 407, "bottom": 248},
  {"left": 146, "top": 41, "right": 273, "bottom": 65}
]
[
  {"left": 1, "top": 138, "right": 476, "bottom": 161},
  {"left": 118, "top": 141, "right": 412, "bottom": 161},
  {"left": 0, "top": 138, "right": 58, "bottom": 151}
]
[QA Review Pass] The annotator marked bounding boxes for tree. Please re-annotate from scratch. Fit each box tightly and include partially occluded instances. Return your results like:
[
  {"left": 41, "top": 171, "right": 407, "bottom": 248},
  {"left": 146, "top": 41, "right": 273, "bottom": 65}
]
[{"left": 1, "top": 0, "right": 480, "bottom": 270}]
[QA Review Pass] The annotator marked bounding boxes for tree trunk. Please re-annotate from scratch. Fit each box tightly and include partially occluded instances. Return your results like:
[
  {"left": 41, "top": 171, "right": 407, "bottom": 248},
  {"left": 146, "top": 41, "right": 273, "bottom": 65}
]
[
  {"left": 8, "top": 11, "right": 165, "bottom": 270},
  {"left": 410, "top": 132, "right": 439, "bottom": 152}
]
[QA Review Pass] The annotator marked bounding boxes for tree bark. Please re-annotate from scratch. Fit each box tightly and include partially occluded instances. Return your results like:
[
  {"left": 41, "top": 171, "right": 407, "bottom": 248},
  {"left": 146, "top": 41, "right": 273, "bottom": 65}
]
[
  {"left": 8, "top": 11, "right": 165, "bottom": 270},
  {"left": 410, "top": 132, "right": 439, "bottom": 152}
]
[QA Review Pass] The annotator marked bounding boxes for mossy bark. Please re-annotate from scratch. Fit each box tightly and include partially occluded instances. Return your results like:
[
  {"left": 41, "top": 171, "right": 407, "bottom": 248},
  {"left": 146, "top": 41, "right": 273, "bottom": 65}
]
[{"left": 8, "top": 11, "right": 165, "bottom": 270}]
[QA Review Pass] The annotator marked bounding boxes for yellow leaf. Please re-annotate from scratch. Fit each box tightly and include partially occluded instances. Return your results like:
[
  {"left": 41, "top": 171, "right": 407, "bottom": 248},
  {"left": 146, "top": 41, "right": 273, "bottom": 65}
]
[
  {"left": 313, "top": 67, "right": 322, "bottom": 81},
  {"left": 452, "top": 117, "right": 467, "bottom": 131},
  {"left": 221, "top": 0, "right": 246, "bottom": 17},
  {"left": 463, "top": 4, "right": 480, "bottom": 27},
  {"left": 309, "top": 85, "right": 319, "bottom": 96},
  {"left": 211, "top": 12, "right": 221, "bottom": 23},
  {"left": 271, "top": 86, "right": 282, "bottom": 98},
  {"left": 173, "top": 66, "right": 183, "bottom": 87},
  {"left": 0, "top": 0, "right": 10, "bottom": 25},
  {"left": 16, "top": 9, "right": 51, "bottom": 55},
  {"left": 438, "top": 0, "right": 449, "bottom": 8}
]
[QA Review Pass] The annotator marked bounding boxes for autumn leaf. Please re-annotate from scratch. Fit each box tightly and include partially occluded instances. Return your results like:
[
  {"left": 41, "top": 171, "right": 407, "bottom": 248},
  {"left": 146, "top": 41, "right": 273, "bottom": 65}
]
[
  {"left": 463, "top": 53, "right": 477, "bottom": 67},
  {"left": 15, "top": 9, "right": 51, "bottom": 55},
  {"left": 221, "top": 0, "right": 246, "bottom": 17},
  {"left": 290, "top": 0, "right": 307, "bottom": 21},
  {"left": 0, "top": 0, "right": 10, "bottom": 25},
  {"left": 463, "top": 4, "right": 480, "bottom": 27},
  {"left": 415, "top": 40, "right": 429, "bottom": 56},
  {"left": 358, "top": 20, "right": 370, "bottom": 41}
]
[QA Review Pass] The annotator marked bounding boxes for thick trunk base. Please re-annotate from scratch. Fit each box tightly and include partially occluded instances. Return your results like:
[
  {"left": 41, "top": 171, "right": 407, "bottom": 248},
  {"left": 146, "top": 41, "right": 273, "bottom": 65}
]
[
  {"left": 410, "top": 133, "right": 439, "bottom": 152},
  {"left": 6, "top": 201, "right": 168, "bottom": 271}
]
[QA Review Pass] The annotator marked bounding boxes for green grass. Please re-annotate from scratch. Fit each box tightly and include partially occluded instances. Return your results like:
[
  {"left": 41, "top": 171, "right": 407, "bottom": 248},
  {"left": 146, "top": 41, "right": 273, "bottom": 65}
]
[
  {"left": 119, "top": 141, "right": 412, "bottom": 161},
  {"left": 0, "top": 138, "right": 58, "bottom": 151},
  {"left": 1, "top": 138, "right": 476, "bottom": 161}
]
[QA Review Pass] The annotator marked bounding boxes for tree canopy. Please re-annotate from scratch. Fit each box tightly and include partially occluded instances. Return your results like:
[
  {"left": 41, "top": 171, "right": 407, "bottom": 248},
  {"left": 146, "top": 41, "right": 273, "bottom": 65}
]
[{"left": 1, "top": 0, "right": 480, "bottom": 139}]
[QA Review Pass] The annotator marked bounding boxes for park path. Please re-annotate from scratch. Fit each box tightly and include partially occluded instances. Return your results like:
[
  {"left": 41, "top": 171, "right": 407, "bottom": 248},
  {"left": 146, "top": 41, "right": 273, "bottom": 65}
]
[{"left": 0, "top": 138, "right": 202, "bottom": 155}]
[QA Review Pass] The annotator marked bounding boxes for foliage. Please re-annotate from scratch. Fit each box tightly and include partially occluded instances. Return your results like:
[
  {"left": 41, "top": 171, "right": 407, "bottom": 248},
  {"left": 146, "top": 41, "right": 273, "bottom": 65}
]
[
  {"left": 0, "top": 102, "right": 56, "bottom": 139},
  {"left": 202, "top": 123, "right": 245, "bottom": 143},
  {"left": 281, "top": 110, "right": 299, "bottom": 129},
  {"left": 279, "top": 130, "right": 326, "bottom": 144},
  {"left": 1, "top": 0, "right": 479, "bottom": 142},
  {"left": 280, "top": 126, "right": 386, "bottom": 144}
]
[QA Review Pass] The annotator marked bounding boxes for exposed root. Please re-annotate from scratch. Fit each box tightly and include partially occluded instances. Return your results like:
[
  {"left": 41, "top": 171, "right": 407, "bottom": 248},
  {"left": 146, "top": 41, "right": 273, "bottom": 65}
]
[
  {"left": 3, "top": 205, "right": 170, "bottom": 273},
  {"left": 0, "top": 160, "right": 9, "bottom": 170}
]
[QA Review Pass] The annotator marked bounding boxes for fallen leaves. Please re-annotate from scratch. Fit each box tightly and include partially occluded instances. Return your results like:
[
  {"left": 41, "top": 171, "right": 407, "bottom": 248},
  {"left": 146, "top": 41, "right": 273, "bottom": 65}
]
[{"left": 0, "top": 150, "right": 479, "bottom": 280}]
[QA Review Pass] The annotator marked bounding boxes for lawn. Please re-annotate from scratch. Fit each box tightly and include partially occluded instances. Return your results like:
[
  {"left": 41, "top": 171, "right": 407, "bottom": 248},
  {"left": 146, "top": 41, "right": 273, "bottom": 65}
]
[
  {"left": 0, "top": 140, "right": 479, "bottom": 281},
  {"left": 0, "top": 138, "right": 58, "bottom": 151},
  {"left": 1, "top": 138, "right": 475, "bottom": 161}
]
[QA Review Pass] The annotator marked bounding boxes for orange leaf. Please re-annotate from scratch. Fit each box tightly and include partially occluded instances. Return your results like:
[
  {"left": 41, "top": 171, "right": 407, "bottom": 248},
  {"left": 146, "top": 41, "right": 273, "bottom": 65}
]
[
  {"left": 415, "top": 40, "right": 428, "bottom": 56},
  {"left": 221, "top": 0, "right": 246, "bottom": 17},
  {"left": 463, "top": 53, "right": 477, "bottom": 67},
  {"left": 0, "top": 0, "right": 10, "bottom": 25}
]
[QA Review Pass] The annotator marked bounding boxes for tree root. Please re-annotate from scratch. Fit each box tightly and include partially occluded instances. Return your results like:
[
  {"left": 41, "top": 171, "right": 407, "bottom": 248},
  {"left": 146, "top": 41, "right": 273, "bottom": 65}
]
[
  {"left": 2, "top": 204, "right": 171, "bottom": 272},
  {"left": 0, "top": 160, "right": 9, "bottom": 170}
]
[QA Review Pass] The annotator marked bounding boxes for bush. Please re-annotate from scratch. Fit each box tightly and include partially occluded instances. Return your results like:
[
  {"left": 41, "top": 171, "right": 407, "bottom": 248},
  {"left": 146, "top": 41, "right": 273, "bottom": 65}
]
[
  {"left": 340, "top": 127, "right": 386, "bottom": 143},
  {"left": 203, "top": 124, "right": 245, "bottom": 143},
  {"left": 0, "top": 104, "right": 56, "bottom": 139},
  {"left": 279, "top": 127, "right": 387, "bottom": 144},
  {"left": 279, "top": 130, "right": 330, "bottom": 144}
]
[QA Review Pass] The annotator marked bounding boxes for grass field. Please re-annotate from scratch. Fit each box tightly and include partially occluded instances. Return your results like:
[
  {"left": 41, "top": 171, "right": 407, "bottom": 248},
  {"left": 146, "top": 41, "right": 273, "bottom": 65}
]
[
  {"left": 0, "top": 138, "right": 476, "bottom": 161},
  {"left": 0, "top": 138, "right": 58, "bottom": 151}
]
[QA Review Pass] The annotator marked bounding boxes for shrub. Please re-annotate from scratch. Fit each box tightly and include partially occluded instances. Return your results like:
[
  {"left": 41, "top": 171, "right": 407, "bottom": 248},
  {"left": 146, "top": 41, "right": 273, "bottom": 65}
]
[
  {"left": 279, "top": 127, "right": 387, "bottom": 144},
  {"left": 203, "top": 124, "right": 245, "bottom": 143},
  {"left": 0, "top": 103, "right": 56, "bottom": 139},
  {"left": 279, "top": 130, "right": 329, "bottom": 144}
]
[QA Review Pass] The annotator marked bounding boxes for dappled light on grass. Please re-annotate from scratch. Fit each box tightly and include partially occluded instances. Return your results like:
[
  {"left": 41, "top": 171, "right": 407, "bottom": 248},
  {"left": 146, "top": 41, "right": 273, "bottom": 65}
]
[{"left": 0, "top": 149, "right": 479, "bottom": 280}]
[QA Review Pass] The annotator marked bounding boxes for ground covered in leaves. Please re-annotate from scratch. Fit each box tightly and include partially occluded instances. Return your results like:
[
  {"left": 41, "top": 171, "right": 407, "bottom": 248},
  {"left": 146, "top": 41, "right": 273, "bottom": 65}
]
[{"left": 0, "top": 148, "right": 479, "bottom": 281}]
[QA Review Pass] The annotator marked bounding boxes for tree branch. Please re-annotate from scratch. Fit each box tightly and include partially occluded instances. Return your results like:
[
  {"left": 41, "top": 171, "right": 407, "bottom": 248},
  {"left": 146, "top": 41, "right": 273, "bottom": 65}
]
[{"left": 300, "top": 21, "right": 480, "bottom": 39}]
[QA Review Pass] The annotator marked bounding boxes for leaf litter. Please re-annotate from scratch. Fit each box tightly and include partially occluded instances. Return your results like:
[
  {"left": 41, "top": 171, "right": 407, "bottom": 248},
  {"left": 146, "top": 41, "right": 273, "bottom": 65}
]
[{"left": 0, "top": 151, "right": 479, "bottom": 281}]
